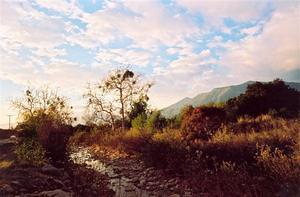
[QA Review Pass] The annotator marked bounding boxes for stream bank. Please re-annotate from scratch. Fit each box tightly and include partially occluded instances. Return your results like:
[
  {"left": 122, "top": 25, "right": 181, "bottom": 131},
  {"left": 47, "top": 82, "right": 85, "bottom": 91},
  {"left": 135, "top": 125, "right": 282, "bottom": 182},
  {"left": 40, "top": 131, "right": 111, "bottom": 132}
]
[{"left": 70, "top": 146, "right": 194, "bottom": 197}]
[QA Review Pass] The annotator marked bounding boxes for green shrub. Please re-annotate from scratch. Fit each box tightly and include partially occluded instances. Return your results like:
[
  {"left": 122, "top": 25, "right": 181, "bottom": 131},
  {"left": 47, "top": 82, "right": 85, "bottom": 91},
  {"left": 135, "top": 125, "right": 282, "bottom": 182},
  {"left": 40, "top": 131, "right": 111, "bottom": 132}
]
[
  {"left": 131, "top": 114, "right": 147, "bottom": 130},
  {"left": 145, "top": 111, "right": 166, "bottom": 132},
  {"left": 15, "top": 137, "right": 47, "bottom": 166}
]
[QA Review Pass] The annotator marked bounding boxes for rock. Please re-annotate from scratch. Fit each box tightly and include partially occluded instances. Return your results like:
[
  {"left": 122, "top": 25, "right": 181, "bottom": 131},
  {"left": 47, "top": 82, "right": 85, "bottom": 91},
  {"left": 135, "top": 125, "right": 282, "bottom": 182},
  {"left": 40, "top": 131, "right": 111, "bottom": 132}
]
[
  {"left": 42, "top": 165, "right": 62, "bottom": 177},
  {"left": 0, "top": 184, "right": 14, "bottom": 194},
  {"left": 169, "top": 194, "right": 180, "bottom": 197},
  {"left": 11, "top": 180, "right": 22, "bottom": 188},
  {"left": 39, "top": 189, "right": 71, "bottom": 197},
  {"left": 139, "top": 179, "right": 146, "bottom": 185}
]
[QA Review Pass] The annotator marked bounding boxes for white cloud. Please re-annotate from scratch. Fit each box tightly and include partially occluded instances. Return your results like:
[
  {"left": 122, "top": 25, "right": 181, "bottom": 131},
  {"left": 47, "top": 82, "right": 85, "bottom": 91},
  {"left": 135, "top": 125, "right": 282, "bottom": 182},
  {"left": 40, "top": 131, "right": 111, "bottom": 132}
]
[
  {"left": 68, "top": 1, "right": 200, "bottom": 50},
  {"left": 219, "top": 3, "right": 300, "bottom": 81},
  {"left": 0, "top": 1, "right": 65, "bottom": 48},
  {"left": 176, "top": 0, "right": 268, "bottom": 25},
  {"left": 95, "top": 49, "right": 151, "bottom": 68}
]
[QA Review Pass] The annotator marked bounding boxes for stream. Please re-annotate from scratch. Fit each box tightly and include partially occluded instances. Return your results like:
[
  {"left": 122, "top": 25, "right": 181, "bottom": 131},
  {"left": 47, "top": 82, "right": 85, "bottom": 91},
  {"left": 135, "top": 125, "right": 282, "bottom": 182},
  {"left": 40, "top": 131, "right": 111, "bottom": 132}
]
[{"left": 70, "top": 147, "right": 155, "bottom": 197}]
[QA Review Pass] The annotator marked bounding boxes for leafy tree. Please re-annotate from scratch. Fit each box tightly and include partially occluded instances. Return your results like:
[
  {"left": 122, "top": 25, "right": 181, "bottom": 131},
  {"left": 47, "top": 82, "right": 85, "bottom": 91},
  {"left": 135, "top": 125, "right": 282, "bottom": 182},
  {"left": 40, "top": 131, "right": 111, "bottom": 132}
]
[
  {"left": 128, "top": 99, "right": 148, "bottom": 122},
  {"left": 226, "top": 79, "right": 300, "bottom": 119}
]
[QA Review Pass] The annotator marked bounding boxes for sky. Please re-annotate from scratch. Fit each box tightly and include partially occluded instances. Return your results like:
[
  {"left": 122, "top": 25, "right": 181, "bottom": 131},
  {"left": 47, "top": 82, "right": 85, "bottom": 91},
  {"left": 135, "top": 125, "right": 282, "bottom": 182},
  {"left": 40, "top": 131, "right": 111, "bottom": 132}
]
[{"left": 0, "top": 0, "right": 299, "bottom": 128}]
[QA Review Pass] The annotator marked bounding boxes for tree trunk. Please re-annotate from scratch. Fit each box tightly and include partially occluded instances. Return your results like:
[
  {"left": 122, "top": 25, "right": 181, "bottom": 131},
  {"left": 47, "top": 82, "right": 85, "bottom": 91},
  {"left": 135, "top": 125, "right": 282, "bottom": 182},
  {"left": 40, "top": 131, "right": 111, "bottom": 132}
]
[
  {"left": 111, "top": 115, "right": 115, "bottom": 131},
  {"left": 120, "top": 89, "right": 125, "bottom": 131}
]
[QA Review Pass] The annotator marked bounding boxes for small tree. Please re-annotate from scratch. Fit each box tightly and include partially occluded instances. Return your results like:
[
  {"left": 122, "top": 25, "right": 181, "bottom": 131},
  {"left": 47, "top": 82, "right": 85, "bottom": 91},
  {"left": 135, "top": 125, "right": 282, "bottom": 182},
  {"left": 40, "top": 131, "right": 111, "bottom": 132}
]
[
  {"left": 84, "top": 83, "right": 117, "bottom": 130},
  {"left": 11, "top": 85, "right": 73, "bottom": 125},
  {"left": 11, "top": 86, "right": 74, "bottom": 162},
  {"left": 128, "top": 99, "right": 148, "bottom": 122},
  {"left": 101, "top": 69, "right": 152, "bottom": 131}
]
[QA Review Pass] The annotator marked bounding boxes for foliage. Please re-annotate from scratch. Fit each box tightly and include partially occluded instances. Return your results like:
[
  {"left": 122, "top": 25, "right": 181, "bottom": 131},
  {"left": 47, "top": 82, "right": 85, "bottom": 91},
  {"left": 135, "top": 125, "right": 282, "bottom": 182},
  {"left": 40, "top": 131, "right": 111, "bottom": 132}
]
[
  {"left": 103, "top": 69, "right": 152, "bottom": 130},
  {"left": 36, "top": 118, "right": 73, "bottom": 162},
  {"left": 226, "top": 79, "right": 300, "bottom": 119},
  {"left": 128, "top": 99, "right": 148, "bottom": 122},
  {"left": 256, "top": 145, "right": 300, "bottom": 183},
  {"left": 15, "top": 137, "right": 48, "bottom": 166},
  {"left": 12, "top": 86, "right": 74, "bottom": 163},
  {"left": 69, "top": 114, "right": 300, "bottom": 196},
  {"left": 84, "top": 68, "right": 152, "bottom": 131},
  {"left": 145, "top": 111, "right": 167, "bottom": 132},
  {"left": 181, "top": 105, "right": 226, "bottom": 141},
  {"left": 131, "top": 113, "right": 147, "bottom": 130},
  {"left": 11, "top": 85, "right": 74, "bottom": 125}
]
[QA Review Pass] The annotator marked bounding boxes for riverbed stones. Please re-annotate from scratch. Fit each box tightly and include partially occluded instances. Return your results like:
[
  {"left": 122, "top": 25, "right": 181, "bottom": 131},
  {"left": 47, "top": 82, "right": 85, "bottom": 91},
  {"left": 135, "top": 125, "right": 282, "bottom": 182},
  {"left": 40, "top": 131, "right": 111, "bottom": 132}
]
[
  {"left": 41, "top": 165, "right": 62, "bottom": 177},
  {"left": 38, "top": 189, "right": 71, "bottom": 197},
  {"left": 70, "top": 147, "right": 197, "bottom": 197},
  {"left": 169, "top": 194, "right": 180, "bottom": 197}
]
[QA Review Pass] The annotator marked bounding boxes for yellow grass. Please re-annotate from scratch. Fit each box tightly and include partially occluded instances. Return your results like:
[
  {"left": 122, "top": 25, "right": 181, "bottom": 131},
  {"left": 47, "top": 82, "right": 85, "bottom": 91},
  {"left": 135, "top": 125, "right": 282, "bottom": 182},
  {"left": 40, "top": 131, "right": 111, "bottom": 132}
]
[{"left": 0, "top": 160, "right": 13, "bottom": 169}]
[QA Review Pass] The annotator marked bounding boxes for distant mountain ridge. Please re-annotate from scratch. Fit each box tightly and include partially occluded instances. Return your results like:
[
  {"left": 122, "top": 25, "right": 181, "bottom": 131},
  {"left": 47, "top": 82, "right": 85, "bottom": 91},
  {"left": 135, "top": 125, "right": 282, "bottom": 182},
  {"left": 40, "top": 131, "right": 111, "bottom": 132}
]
[{"left": 160, "top": 81, "right": 300, "bottom": 118}]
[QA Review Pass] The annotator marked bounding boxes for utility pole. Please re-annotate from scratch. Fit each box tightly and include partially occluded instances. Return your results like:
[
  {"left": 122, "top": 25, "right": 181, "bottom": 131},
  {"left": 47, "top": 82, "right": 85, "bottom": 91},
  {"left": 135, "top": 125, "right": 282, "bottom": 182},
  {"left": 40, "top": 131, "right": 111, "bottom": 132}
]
[{"left": 7, "top": 115, "right": 14, "bottom": 130}]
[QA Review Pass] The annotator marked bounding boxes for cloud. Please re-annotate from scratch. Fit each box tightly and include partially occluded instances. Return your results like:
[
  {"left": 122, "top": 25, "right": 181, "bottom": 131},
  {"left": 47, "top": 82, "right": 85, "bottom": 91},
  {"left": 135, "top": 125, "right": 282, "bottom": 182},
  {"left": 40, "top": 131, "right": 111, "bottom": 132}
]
[
  {"left": 68, "top": 1, "right": 200, "bottom": 50},
  {"left": 176, "top": 0, "right": 268, "bottom": 25},
  {"left": 0, "top": 1, "right": 67, "bottom": 49},
  {"left": 95, "top": 48, "right": 151, "bottom": 68},
  {"left": 0, "top": 0, "right": 298, "bottom": 124},
  {"left": 218, "top": 3, "right": 300, "bottom": 81}
]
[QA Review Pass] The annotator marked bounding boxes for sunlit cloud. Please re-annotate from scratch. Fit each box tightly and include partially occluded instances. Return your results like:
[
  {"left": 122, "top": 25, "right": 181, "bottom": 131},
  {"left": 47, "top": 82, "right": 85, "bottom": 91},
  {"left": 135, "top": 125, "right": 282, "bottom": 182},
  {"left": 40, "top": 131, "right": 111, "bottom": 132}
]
[{"left": 0, "top": 0, "right": 299, "bottom": 127}]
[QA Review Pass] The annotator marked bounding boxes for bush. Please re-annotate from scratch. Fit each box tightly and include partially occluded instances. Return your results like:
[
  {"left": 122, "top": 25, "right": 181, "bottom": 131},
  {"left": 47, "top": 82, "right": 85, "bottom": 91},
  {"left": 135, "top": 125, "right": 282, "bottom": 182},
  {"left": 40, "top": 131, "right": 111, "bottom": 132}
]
[
  {"left": 138, "top": 139, "right": 186, "bottom": 172},
  {"left": 256, "top": 145, "right": 300, "bottom": 182},
  {"left": 36, "top": 118, "right": 73, "bottom": 163},
  {"left": 15, "top": 137, "right": 48, "bottom": 166},
  {"left": 181, "top": 106, "right": 225, "bottom": 141},
  {"left": 131, "top": 114, "right": 147, "bottom": 130},
  {"left": 145, "top": 111, "right": 167, "bottom": 132}
]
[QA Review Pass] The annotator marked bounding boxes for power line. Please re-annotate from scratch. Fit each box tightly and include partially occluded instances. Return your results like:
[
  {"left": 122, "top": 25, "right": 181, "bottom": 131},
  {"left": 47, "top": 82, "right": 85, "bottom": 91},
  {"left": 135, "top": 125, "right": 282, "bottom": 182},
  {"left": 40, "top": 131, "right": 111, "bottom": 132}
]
[{"left": 7, "top": 115, "right": 14, "bottom": 130}]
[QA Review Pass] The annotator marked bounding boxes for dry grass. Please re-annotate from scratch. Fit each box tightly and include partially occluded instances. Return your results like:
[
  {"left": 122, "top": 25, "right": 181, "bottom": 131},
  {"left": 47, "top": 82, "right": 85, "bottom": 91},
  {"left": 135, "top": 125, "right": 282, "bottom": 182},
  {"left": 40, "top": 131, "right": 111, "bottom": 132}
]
[
  {"left": 0, "top": 160, "right": 14, "bottom": 169},
  {"left": 69, "top": 115, "right": 300, "bottom": 196}
]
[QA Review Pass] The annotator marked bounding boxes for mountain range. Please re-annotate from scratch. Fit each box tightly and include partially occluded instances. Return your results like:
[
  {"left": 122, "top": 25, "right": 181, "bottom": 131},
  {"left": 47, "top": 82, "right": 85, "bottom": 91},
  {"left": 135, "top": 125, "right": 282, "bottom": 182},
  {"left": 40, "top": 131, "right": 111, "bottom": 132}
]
[{"left": 160, "top": 81, "right": 300, "bottom": 118}]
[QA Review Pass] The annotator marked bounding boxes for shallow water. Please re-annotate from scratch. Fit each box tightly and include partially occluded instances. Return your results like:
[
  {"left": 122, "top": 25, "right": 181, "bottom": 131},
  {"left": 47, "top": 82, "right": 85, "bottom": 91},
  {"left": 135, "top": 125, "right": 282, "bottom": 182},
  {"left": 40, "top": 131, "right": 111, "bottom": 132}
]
[{"left": 69, "top": 147, "right": 153, "bottom": 197}]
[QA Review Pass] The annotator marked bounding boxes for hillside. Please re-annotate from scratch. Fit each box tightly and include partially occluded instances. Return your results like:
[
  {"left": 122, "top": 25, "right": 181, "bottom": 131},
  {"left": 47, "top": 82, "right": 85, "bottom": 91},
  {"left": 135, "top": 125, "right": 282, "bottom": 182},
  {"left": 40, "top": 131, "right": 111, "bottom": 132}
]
[{"left": 161, "top": 81, "right": 300, "bottom": 118}]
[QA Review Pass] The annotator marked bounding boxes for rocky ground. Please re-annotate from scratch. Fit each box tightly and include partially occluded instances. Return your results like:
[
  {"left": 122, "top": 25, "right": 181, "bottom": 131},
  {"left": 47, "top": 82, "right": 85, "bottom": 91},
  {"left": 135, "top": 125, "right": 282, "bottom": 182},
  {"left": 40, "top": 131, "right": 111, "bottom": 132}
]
[
  {"left": 0, "top": 129, "right": 114, "bottom": 197},
  {"left": 0, "top": 129, "right": 204, "bottom": 197},
  {"left": 70, "top": 146, "right": 195, "bottom": 197}
]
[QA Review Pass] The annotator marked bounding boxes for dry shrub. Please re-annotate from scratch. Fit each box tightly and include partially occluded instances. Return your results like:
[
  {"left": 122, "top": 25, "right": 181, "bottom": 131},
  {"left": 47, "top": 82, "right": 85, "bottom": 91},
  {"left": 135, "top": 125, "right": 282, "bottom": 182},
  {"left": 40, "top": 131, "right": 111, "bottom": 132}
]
[
  {"left": 36, "top": 119, "right": 73, "bottom": 163},
  {"left": 15, "top": 137, "right": 48, "bottom": 166},
  {"left": 256, "top": 145, "right": 300, "bottom": 182},
  {"left": 181, "top": 106, "right": 225, "bottom": 141}
]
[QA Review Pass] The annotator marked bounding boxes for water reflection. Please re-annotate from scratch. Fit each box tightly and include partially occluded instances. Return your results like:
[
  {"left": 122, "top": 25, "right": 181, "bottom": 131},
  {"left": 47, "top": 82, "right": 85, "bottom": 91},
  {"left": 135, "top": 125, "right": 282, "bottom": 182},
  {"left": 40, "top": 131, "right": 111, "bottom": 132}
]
[{"left": 69, "top": 147, "right": 152, "bottom": 197}]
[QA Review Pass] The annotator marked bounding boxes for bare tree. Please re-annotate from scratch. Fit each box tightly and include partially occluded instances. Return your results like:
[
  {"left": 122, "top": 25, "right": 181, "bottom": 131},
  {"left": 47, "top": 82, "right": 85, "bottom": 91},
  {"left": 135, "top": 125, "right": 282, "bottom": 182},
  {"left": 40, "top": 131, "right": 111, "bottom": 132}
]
[
  {"left": 103, "top": 69, "right": 152, "bottom": 131},
  {"left": 11, "top": 85, "right": 73, "bottom": 125},
  {"left": 84, "top": 69, "right": 152, "bottom": 131},
  {"left": 84, "top": 83, "right": 117, "bottom": 130}
]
